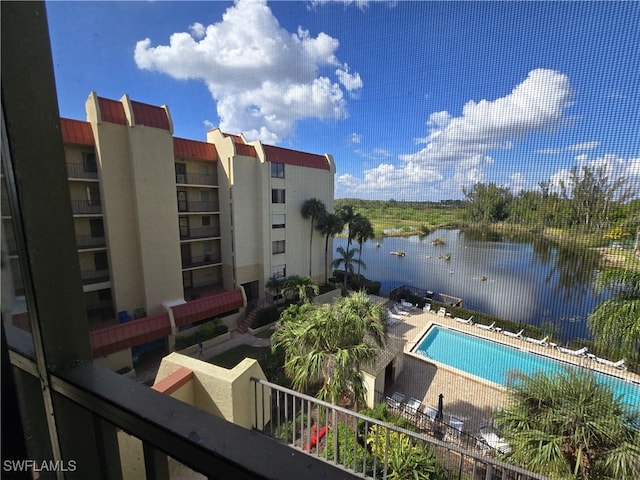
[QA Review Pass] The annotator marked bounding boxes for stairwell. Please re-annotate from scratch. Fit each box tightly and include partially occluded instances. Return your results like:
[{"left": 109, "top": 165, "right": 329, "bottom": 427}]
[{"left": 236, "top": 300, "right": 270, "bottom": 333}]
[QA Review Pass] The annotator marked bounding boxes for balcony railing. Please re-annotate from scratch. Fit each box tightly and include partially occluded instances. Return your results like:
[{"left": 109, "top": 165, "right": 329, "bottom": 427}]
[
  {"left": 250, "top": 378, "right": 548, "bottom": 480},
  {"left": 76, "top": 234, "right": 106, "bottom": 249},
  {"left": 182, "top": 254, "right": 222, "bottom": 269},
  {"left": 180, "top": 226, "right": 221, "bottom": 240},
  {"left": 177, "top": 200, "right": 220, "bottom": 213},
  {"left": 71, "top": 199, "right": 102, "bottom": 215},
  {"left": 66, "top": 162, "right": 99, "bottom": 180},
  {"left": 81, "top": 269, "right": 110, "bottom": 285},
  {"left": 176, "top": 172, "right": 217, "bottom": 186}
]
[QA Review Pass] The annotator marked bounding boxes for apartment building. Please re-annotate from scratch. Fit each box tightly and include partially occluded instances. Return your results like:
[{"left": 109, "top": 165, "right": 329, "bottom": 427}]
[{"left": 4, "top": 90, "right": 335, "bottom": 372}]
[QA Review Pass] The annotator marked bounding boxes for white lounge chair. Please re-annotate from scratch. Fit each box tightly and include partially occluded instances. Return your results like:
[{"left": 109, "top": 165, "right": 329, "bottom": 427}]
[
  {"left": 403, "top": 397, "right": 422, "bottom": 421},
  {"left": 556, "top": 346, "right": 588, "bottom": 357},
  {"left": 525, "top": 335, "right": 549, "bottom": 347},
  {"left": 478, "top": 425, "right": 511, "bottom": 455},
  {"left": 594, "top": 357, "right": 627, "bottom": 370},
  {"left": 437, "top": 307, "right": 447, "bottom": 317},
  {"left": 445, "top": 415, "right": 464, "bottom": 444},
  {"left": 386, "top": 310, "right": 404, "bottom": 322},
  {"left": 424, "top": 405, "right": 439, "bottom": 423},
  {"left": 386, "top": 392, "right": 404, "bottom": 409},
  {"left": 392, "top": 305, "right": 410, "bottom": 316},
  {"left": 502, "top": 328, "right": 524, "bottom": 339},
  {"left": 476, "top": 321, "right": 495, "bottom": 331},
  {"left": 454, "top": 315, "right": 474, "bottom": 325}
]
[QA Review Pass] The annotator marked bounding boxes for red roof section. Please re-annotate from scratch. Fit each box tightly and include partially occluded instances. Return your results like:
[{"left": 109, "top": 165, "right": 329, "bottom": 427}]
[
  {"left": 234, "top": 143, "right": 257, "bottom": 157},
  {"left": 174, "top": 137, "right": 218, "bottom": 161},
  {"left": 60, "top": 118, "right": 95, "bottom": 146},
  {"left": 172, "top": 289, "right": 245, "bottom": 327},
  {"left": 90, "top": 312, "right": 171, "bottom": 358},
  {"left": 131, "top": 100, "right": 171, "bottom": 130},
  {"left": 97, "top": 97, "right": 127, "bottom": 125},
  {"left": 263, "top": 144, "right": 329, "bottom": 171}
]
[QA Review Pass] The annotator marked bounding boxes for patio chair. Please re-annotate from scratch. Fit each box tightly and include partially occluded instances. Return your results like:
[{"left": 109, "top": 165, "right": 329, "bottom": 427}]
[
  {"left": 594, "top": 356, "right": 626, "bottom": 370},
  {"left": 386, "top": 392, "right": 404, "bottom": 411},
  {"left": 502, "top": 328, "right": 524, "bottom": 339},
  {"left": 476, "top": 321, "right": 495, "bottom": 331},
  {"left": 556, "top": 345, "right": 588, "bottom": 357},
  {"left": 444, "top": 415, "right": 464, "bottom": 445},
  {"left": 403, "top": 397, "right": 422, "bottom": 421},
  {"left": 392, "top": 305, "right": 410, "bottom": 316},
  {"left": 524, "top": 335, "right": 549, "bottom": 347},
  {"left": 454, "top": 315, "right": 474, "bottom": 325},
  {"left": 437, "top": 307, "right": 447, "bottom": 317},
  {"left": 424, "top": 405, "right": 439, "bottom": 423},
  {"left": 479, "top": 425, "right": 511, "bottom": 454}
]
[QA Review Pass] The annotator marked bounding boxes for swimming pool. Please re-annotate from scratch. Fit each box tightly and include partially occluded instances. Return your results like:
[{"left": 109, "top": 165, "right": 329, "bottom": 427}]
[{"left": 413, "top": 325, "right": 640, "bottom": 410}]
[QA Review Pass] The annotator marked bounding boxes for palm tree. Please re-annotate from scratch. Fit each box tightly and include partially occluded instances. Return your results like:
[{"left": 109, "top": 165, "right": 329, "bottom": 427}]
[
  {"left": 271, "top": 290, "right": 387, "bottom": 405},
  {"left": 496, "top": 369, "right": 640, "bottom": 479},
  {"left": 336, "top": 204, "right": 357, "bottom": 251},
  {"left": 332, "top": 246, "right": 365, "bottom": 289},
  {"left": 265, "top": 275, "right": 286, "bottom": 303},
  {"left": 588, "top": 269, "right": 640, "bottom": 363},
  {"left": 281, "top": 275, "right": 319, "bottom": 304},
  {"left": 301, "top": 198, "right": 327, "bottom": 277},
  {"left": 352, "top": 215, "right": 374, "bottom": 277},
  {"left": 315, "top": 212, "right": 344, "bottom": 285}
]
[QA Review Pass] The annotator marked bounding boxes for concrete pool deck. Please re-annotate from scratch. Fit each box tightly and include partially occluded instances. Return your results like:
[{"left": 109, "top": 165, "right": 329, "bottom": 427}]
[{"left": 385, "top": 306, "right": 640, "bottom": 437}]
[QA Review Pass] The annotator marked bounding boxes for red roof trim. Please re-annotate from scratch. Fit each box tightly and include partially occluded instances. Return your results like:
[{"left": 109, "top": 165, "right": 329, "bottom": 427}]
[
  {"left": 174, "top": 137, "right": 218, "bottom": 161},
  {"left": 131, "top": 100, "right": 171, "bottom": 130},
  {"left": 97, "top": 97, "right": 127, "bottom": 125},
  {"left": 172, "top": 289, "right": 245, "bottom": 327},
  {"left": 152, "top": 367, "right": 194, "bottom": 395},
  {"left": 263, "top": 144, "right": 329, "bottom": 171},
  {"left": 90, "top": 312, "right": 171, "bottom": 358},
  {"left": 60, "top": 118, "right": 95, "bottom": 146}
]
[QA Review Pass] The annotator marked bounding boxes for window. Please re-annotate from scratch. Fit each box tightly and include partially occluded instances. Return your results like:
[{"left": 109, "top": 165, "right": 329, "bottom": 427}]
[
  {"left": 271, "top": 162, "right": 285, "bottom": 178},
  {"left": 200, "top": 190, "right": 210, "bottom": 202},
  {"left": 201, "top": 216, "right": 211, "bottom": 226},
  {"left": 272, "top": 264, "right": 286, "bottom": 279},
  {"left": 272, "top": 188, "right": 285, "bottom": 204},
  {"left": 175, "top": 163, "right": 186, "bottom": 183},
  {"left": 203, "top": 242, "right": 213, "bottom": 253},
  {"left": 272, "top": 240, "right": 285, "bottom": 255},
  {"left": 89, "top": 218, "right": 104, "bottom": 237},
  {"left": 272, "top": 213, "right": 285, "bottom": 228},
  {"left": 94, "top": 251, "right": 108, "bottom": 270},
  {"left": 86, "top": 185, "right": 100, "bottom": 206},
  {"left": 83, "top": 152, "right": 97, "bottom": 173}
]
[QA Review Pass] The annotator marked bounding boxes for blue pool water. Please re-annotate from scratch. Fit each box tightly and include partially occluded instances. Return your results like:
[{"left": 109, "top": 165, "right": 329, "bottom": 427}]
[{"left": 414, "top": 325, "right": 640, "bottom": 410}]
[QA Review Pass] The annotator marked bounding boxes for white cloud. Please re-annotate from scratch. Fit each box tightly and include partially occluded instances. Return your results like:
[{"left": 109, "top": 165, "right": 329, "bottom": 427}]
[
  {"left": 568, "top": 141, "right": 599, "bottom": 151},
  {"left": 337, "top": 69, "right": 573, "bottom": 199},
  {"left": 349, "top": 132, "right": 362, "bottom": 144},
  {"left": 134, "top": 0, "right": 361, "bottom": 143}
]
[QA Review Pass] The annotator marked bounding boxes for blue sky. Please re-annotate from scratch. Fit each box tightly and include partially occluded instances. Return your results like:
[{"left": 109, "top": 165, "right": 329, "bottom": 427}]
[{"left": 46, "top": 0, "right": 639, "bottom": 201}]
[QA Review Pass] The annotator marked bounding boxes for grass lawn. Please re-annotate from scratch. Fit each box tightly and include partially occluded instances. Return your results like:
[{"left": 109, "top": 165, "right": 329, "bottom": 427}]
[{"left": 207, "top": 345, "right": 270, "bottom": 369}]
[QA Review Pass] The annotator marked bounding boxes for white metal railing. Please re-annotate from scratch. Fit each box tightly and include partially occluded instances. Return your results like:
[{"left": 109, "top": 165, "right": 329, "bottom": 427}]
[{"left": 251, "top": 378, "right": 549, "bottom": 480}]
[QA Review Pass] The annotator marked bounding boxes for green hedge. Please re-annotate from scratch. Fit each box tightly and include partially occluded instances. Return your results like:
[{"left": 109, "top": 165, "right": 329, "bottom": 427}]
[{"left": 175, "top": 318, "right": 228, "bottom": 350}]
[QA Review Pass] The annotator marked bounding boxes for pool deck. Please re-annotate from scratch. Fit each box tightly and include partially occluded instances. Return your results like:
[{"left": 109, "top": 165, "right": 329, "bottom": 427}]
[{"left": 385, "top": 306, "right": 640, "bottom": 438}]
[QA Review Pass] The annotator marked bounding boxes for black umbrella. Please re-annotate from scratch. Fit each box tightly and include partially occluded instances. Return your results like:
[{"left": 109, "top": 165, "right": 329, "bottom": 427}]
[{"left": 436, "top": 393, "right": 444, "bottom": 422}]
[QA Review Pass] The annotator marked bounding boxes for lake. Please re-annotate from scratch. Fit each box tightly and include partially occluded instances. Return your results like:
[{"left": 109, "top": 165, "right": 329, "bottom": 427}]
[{"left": 333, "top": 229, "right": 606, "bottom": 342}]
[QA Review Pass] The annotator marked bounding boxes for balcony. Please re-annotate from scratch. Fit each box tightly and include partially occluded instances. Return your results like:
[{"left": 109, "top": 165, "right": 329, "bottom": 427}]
[
  {"left": 182, "top": 254, "right": 222, "bottom": 269},
  {"left": 175, "top": 172, "right": 217, "bottom": 186},
  {"left": 177, "top": 200, "right": 220, "bottom": 213},
  {"left": 66, "top": 162, "right": 99, "bottom": 180},
  {"left": 76, "top": 234, "right": 106, "bottom": 249},
  {"left": 81, "top": 268, "right": 110, "bottom": 285},
  {"left": 179, "top": 225, "right": 221, "bottom": 240},
  {"left": 71, "top": 199, "right": 102, "bottom": 215}
]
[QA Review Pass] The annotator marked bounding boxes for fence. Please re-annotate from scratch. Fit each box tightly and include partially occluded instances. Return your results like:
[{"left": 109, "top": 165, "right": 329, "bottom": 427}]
[{"left": 251, "top": 378, "right": 548, "bottom": 480}]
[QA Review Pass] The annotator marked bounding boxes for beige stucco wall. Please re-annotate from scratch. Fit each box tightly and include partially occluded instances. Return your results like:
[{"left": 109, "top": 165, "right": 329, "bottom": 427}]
[
  {"left": 154, "top": 352, "right": 270, "bottom": 430},
  {"left": 86, "top": 93, "right": 184, "bottom": 316}
]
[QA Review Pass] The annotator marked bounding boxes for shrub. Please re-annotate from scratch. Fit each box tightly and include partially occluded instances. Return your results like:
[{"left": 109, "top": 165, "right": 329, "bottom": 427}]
[
  {"left": 252, "top": 305, "right": 281, "bottom": 329},
  {"left": 174, "top": 318, "right": 228, "bottom": 350}
]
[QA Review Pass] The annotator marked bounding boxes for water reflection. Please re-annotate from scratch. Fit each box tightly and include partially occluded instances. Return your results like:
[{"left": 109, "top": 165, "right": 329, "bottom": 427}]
[{"left": 333, "top": 229, "right": 605, "bottom": 342}]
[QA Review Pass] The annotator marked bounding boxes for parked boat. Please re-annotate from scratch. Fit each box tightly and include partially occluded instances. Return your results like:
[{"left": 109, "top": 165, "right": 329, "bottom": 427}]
[{"left": 390, "top": 250, "right": 406, "bottom": 257}]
